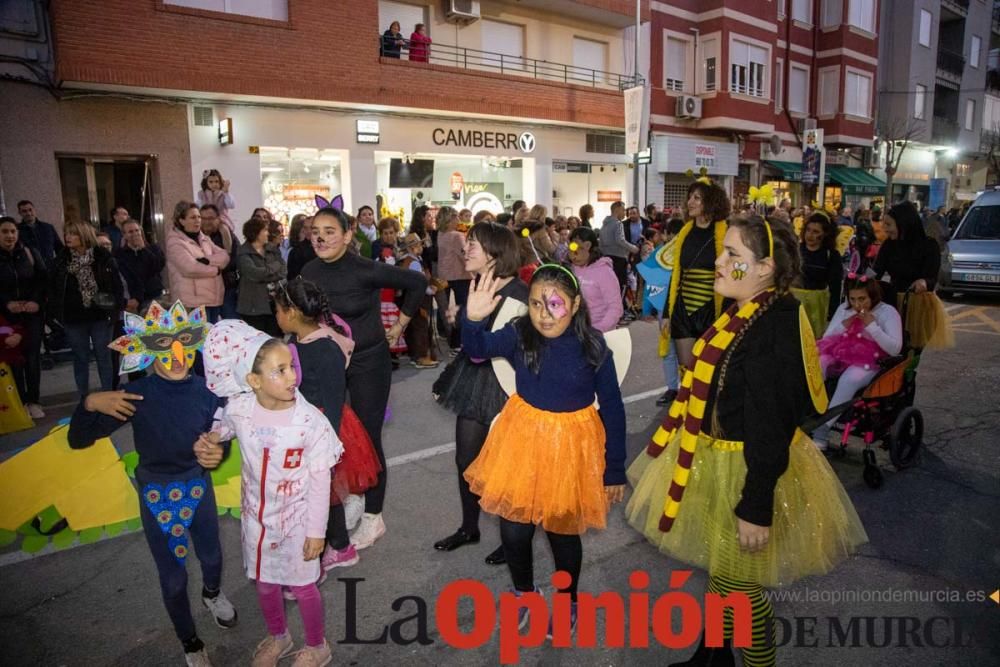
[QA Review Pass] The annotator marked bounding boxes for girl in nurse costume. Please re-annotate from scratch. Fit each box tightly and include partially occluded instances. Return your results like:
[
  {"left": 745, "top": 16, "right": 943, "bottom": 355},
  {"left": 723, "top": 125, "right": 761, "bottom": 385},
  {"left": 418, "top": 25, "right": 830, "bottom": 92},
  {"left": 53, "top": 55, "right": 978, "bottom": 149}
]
[{"left": 202, "top": 321, "right": 342, "bottom": 667}]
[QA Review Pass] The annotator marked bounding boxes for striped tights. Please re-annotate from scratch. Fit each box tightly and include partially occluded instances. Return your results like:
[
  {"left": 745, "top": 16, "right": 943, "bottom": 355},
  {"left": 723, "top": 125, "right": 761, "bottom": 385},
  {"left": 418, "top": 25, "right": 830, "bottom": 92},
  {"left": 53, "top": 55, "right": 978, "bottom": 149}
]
[{"left": 707, "top": 574, "right": 776, "bottom": 667}]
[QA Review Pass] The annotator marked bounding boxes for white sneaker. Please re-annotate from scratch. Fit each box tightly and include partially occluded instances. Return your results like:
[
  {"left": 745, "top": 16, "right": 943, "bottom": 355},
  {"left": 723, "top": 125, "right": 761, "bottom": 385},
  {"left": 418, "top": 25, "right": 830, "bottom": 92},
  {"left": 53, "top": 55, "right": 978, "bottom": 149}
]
[
  {"left": 202, "top": 591, "right": 237, "bottom": 628},
  {"left": 26, "top": 403, "right": 45, "bottom": 419},
  {"left": 184, "top": 648, "right": 213, "bottom": 667},
  {"left": 350, "top": 513, "right": 386, "bottom": 550}
]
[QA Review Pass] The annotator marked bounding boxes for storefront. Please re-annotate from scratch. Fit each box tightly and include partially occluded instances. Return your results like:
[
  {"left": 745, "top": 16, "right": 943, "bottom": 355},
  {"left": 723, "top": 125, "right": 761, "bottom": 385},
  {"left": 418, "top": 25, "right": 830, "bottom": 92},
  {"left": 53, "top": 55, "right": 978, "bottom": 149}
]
[
  {"left": 825, "top": 166, "right": 886, "bottom": 211},
  {"left": 187, "top": 104, "right": 627, "bottom": 235},
  {"left": 646, "top": 134, "right": 739, "bottom": 211},
  {"left": 762, "top": 160, "right": 804, "bottom": 208}
]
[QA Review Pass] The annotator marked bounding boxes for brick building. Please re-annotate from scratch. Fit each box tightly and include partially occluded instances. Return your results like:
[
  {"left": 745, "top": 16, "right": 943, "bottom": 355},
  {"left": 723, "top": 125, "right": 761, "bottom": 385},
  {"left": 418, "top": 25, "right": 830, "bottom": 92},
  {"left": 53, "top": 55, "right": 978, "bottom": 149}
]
[
  {"left": 0, "top": 0, "right": 650, "bottom": 237},
  {"left": 644, "top": 0, "right": 882, "bottom": 211}
]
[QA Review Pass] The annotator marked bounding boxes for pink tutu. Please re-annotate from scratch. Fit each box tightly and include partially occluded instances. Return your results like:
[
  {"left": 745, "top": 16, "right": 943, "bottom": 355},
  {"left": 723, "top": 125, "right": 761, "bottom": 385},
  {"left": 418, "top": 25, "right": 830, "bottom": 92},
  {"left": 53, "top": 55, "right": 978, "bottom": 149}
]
[{"left": 817, "top": 316, "right": 887, "bottom": 375}]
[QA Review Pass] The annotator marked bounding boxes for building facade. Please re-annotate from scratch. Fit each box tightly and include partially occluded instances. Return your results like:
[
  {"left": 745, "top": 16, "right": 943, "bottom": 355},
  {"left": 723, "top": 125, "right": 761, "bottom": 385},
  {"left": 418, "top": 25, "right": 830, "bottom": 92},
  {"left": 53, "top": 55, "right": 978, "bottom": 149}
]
[
  {"left": 876, "top": 0, "right": 995, "bottom": 208},
  {"left": 0, "top": 0, "right": 650, "bottom": 237},
  {"left": 645, "top": 0, "right": 880, "bottom": 211}
]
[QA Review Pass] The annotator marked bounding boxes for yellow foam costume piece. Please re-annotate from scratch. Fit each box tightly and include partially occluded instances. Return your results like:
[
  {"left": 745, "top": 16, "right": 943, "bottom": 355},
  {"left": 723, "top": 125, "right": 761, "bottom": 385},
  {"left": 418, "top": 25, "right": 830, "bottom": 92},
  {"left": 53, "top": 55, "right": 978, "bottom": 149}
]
[{"left": 0, "top": 426, "right": 138, "bottom": 531}]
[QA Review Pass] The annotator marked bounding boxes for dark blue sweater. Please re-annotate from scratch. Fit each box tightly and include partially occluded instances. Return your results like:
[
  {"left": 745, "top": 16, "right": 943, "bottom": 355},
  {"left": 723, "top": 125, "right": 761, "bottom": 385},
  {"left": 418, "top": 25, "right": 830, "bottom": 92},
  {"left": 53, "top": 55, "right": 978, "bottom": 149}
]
[
  {"left": 68, "top": 374, "right": 223, "bottom": 479},
  {"left": 461, "top": 316, "right": 627, "bottom": 485}
]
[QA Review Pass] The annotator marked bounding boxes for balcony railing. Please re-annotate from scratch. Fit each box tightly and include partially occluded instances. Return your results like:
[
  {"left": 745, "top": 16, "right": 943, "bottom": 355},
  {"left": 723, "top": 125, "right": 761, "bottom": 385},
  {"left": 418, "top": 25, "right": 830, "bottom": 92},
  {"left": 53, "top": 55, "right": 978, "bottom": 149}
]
[
  {"left": 932, "top": 116, "right": 960, "bottom": 143},
  {"left": 377, "top": 35, "right": 643, "bottom": 90},
  {"left": 937, "top": 49, "right": 966, "bottom": 77}
]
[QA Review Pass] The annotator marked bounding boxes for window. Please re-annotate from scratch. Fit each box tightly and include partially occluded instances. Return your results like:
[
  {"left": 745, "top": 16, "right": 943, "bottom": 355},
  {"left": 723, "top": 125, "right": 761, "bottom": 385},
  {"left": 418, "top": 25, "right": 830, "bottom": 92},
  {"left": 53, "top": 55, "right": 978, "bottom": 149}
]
[
  {"left": 844, "top": 70, "right": 872, "bottom": 117},
  {"left": 848, "top": 0, "right": 875, "bottom": 32},
  {"left": 481, "top": 19, "right": 526, "bottom": 71},
  {"left": 789, "top": 64, "right": 809, "bottom": 113},
  {"left": 702, "top": 38, "right": 718, "bottom": 93},
  {"left": 730, "top": 39, "right": 768, "bottom": 98},
  {"left": 775, "top": 58, "right": 784, "bottom": 110},
  {"left": 665, "top": 37, "right": 688, "bottom": 91},
  {"left": 573, "top": 37, "right": 608, "bottom": 82},
  {"left": 792, "top": 0, "right": 812, "bottom": 24},
  {"left": 819, "top": 67, "right": 840, "bottom": 116},
  {"left": 914, "top": 83, "right": 926, "bottom": 119},
  {"left": 822, "top": 0, "right": 843, "bottom": 28},
  {"left": 919, "top": 10, "right": 931, "bottom": 47},
  {"left": 380, "top": 1, "right": 426, "bottom": 38},
  {"left": 778, "top": 0, "right": 786, "bottom": 18},
  {"left": 984, "top": 94, "right": 1000, "bottom": 132},
  {"left": 164, "top": 0, "right": 287, "bottom": 20},
  {"left": 966, "top": 99, "right": 977, "bottom": 131},
  {"left": 970, "top": 35, "right": 982, "bottom": 69}
]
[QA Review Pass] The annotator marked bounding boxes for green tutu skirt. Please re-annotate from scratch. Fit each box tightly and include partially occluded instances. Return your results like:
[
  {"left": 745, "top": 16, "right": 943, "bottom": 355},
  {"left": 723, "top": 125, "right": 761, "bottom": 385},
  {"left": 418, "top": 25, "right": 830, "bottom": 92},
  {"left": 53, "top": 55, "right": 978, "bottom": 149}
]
[
  {"left": 626, "top": 431, "right": 868, "bottom": 588},
  {"left": 791, "top": 287, "right": 830, "bottom": 339}
]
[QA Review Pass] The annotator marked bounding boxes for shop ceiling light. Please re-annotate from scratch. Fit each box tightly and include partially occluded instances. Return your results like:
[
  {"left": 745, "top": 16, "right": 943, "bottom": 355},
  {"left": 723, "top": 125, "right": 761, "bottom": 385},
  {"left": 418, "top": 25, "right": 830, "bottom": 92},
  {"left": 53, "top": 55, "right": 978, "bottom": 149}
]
[
  {"left": 319, "top": 151, "right": 339, "bottom": 162},
  {"left": 290, "top": 148, "right": 319, "bottom": 160},
  {"left": 260, "top": 167, "right": 285, "bottom": 173}
]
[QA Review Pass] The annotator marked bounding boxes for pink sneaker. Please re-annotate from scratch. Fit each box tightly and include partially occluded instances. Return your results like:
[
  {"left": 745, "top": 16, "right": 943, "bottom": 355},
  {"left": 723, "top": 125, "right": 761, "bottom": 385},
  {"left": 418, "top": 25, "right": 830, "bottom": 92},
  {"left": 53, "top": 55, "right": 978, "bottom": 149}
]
[{"left": 321, "top": 544, "right": 359, "bottom": 570}]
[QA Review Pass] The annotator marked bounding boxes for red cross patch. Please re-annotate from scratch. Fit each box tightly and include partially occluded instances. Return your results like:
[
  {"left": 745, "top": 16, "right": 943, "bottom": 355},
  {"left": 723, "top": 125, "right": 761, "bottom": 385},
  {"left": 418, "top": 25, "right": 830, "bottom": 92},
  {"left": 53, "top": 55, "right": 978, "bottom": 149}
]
[{"left": 283, "top": 448, "right": 304, "bottom": 469}]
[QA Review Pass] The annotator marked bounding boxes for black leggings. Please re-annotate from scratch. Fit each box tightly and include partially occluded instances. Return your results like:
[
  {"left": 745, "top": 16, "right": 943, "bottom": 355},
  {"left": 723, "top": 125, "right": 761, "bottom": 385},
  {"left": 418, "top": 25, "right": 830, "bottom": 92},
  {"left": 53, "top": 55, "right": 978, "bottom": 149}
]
[
  {"left": 326, "top": 503, "right": 348, "bottom": 550},
  {"left": 455, "top": 416, "right": 490, "bottom": 534},
  {"left": 346, "top": 346, "right": 393, "bottom": 514},
  {"left": 500, "top": 518, "right": 582, "bottom": 601}
]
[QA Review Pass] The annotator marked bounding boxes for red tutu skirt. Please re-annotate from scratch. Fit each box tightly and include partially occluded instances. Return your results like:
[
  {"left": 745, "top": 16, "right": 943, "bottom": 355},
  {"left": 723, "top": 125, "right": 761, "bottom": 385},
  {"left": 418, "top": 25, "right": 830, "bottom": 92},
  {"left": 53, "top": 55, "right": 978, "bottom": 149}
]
[
  {"left": 331, "top": 404, "right": 382, "bottom": 505},
  {"left": 380, "top": 288, "right": 408, "bottom": 354},
  {"left": 817, "top": 317, "right": 887, "bottom": 375}
]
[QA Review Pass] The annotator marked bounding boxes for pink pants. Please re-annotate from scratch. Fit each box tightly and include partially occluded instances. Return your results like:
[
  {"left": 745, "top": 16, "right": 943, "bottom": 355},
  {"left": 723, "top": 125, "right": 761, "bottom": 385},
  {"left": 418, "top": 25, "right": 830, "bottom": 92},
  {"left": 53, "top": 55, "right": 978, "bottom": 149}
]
[{"left": 255, "top": 581, "right": 325, "bottom": 647}]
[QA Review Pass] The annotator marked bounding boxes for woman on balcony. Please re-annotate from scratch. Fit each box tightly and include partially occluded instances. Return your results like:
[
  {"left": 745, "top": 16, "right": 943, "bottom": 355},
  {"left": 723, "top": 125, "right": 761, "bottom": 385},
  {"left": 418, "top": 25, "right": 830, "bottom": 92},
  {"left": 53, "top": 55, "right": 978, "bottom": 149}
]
[
  {"left": 409, "top": 23, "right": 431, "bottom": 63},
  {"left": 381, "top": 21, "right": 404, "bottom": 58}
]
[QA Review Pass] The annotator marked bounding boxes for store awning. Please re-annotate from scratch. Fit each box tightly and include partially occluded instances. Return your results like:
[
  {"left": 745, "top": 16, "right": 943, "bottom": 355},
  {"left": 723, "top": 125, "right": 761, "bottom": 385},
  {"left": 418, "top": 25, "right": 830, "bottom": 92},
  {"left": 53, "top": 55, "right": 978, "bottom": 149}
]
[
  {"left": 763, "top": 160, "right": 803, "bottom": 181},
  {"left": 825, "top": 166, "right": 886, "bottom": 195}
]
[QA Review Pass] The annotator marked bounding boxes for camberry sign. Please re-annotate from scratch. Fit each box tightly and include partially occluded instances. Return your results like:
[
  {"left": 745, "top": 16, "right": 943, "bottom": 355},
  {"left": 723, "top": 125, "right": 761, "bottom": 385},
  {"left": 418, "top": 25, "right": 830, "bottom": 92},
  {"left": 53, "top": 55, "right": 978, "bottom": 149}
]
[{"left": 432, "top": 128, "right": 537, "bottom": 153}]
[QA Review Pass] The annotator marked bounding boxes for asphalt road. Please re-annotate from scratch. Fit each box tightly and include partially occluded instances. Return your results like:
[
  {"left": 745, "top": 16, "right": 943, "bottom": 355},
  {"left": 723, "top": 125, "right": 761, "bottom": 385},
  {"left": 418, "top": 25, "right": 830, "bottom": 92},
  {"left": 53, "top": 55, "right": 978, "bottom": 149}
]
[{"left": 1, "top": 297, "right": 998, "bottom": 666}]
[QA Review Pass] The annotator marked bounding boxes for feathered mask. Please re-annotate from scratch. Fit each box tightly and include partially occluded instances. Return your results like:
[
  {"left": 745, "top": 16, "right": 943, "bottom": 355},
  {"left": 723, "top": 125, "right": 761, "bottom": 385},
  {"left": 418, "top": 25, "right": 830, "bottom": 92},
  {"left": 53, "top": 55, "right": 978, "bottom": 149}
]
[{"left": 108, "top": 301, "right": 209, "bottom": 374}]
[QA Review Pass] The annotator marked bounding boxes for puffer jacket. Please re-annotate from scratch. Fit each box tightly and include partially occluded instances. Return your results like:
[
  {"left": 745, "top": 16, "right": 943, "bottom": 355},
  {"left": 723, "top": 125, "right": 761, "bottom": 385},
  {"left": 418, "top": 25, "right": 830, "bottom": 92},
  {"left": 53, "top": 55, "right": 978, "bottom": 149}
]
[
  {"left": 572, "top": 256, "right": 624, "bottom": 333},
  {"left": 236, "top": 242, "right": 286, "bottom": 316},
  {"left": 165, "top": 227, "right": 229, "bottom": 308}
]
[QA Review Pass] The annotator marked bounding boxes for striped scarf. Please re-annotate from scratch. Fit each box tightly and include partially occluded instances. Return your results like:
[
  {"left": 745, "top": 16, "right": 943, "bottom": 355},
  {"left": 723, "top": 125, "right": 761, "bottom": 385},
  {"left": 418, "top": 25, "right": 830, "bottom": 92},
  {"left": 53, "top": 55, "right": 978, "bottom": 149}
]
[{"left": 645, "top": 289, "right": 774, "bottom": 533}]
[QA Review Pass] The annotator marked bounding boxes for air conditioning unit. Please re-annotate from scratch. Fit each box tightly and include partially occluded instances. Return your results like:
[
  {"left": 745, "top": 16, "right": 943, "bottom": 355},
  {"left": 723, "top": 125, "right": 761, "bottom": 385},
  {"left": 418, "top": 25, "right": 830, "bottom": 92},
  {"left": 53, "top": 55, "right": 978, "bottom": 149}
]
[
  {"left": 675, "top": 95, "right": 702, "bottom": 119},
  {"left": 797, "top": 117, "right": 818, "bottom": 133},
  {"left": 864, "top": 146, "right": 883, "bottom": 169},
  {"left": 444, "top": 0, "right": 480, "bottom": 24}
]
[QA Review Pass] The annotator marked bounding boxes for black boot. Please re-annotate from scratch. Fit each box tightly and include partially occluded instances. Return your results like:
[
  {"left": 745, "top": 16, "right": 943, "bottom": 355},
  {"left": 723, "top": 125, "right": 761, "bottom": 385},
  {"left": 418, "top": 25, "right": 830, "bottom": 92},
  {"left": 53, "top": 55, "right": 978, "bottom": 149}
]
[
  {"left": 669, "top": 634, "right": 735, "bottom": 667},
  {"left": 484, "top": 544, "right": 506, "bottom": 565}
]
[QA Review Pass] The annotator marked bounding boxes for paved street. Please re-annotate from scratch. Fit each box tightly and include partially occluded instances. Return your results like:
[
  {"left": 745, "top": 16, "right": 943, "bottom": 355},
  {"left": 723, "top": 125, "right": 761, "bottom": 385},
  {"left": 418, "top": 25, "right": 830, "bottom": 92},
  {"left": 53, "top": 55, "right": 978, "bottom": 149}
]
[{"left": 1, "top": 299, "right": 999, "bottom": 666}]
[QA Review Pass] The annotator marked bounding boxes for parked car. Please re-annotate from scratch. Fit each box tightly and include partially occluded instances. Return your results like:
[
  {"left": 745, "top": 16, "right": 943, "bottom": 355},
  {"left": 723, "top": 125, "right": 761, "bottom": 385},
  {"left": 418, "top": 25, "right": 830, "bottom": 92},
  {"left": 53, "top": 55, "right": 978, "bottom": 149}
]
[{"left": 938, "top": 190, "right": 1000, "bottom": 296}]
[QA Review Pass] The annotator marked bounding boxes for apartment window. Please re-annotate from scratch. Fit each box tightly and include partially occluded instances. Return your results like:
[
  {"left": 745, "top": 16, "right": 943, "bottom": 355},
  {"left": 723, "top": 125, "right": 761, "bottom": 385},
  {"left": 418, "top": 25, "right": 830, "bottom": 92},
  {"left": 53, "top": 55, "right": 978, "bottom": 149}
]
[
  {"left": 573, "top": 37, "right": 608, "bottom": 82},
  {"left": 730, "top": 39, "right": 768, "bottom": 98},
  {"left": 482, "top": 19, "right": 526, "bottom": 71},
  {"left": 914, "top": 83, "right": 926, "bottom": 119},
  {"left": 775, "top": 58, "right": 784, "bottom": 111},
  {"left": 966, "top": 99, "right": 977, "bottom": 131},
  {"left": 848, "top": 0, "right": 875, "bottom": 32},
  {"left": 665, "top": 37, "right": 688, "bottom": 92},
  {"left": 789, "top": 64, "right": 809, "bottom": 113},
  {"left": 918, "top": 10, "right": 931, "bottom": 47},
  {"left": 778, "top": 0, "right": 786, "bottom": 18},
  {"left": 702, "top": 38, "right": 718, "bottom": 93},
  {"left": 822, "top": 0, "right": 843, "bottom": 29},
  {"left": 819, "top": 67, "right": 840, "bottom": 116},
  {"left": 164, "top": 0, "right": 288, "bottom": 20},
  {"left": 984, "top": 94, "right": 1000, "bottom": 132},
  {"left": 845, "top": 70, "right": 872, "bottom": 117},
  {"left": 970, "top": 35, "right": 982, "bottom": 69},
  {"left": 792, "top": 0, "right": 812, "bottom": 24}
]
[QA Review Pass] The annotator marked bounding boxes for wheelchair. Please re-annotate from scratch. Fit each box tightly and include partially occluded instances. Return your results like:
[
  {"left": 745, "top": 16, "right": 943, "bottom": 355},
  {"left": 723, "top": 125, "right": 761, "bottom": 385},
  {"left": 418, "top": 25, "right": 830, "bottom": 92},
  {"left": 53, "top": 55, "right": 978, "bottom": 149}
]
[{"left": 817, "top": 287, "right": 923, "bottom": 489}]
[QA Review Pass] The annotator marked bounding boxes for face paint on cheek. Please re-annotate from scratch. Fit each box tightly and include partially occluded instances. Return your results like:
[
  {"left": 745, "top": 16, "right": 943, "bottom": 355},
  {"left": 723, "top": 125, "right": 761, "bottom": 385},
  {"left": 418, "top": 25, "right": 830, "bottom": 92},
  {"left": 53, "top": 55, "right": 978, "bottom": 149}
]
[
  {"left": 731, "top": 261, "right": 749, "bottom": 281},
  {"left": 544, "top": 290, "right": 568, "bottom": 319}
]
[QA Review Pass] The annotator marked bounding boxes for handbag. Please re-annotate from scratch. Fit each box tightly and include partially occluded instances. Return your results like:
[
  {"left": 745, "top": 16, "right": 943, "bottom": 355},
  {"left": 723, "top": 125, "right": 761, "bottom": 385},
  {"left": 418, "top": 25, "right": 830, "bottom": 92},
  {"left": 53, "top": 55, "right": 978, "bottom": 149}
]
[{"left": 93, "top": 291, "right": 116, "bottom": 311}]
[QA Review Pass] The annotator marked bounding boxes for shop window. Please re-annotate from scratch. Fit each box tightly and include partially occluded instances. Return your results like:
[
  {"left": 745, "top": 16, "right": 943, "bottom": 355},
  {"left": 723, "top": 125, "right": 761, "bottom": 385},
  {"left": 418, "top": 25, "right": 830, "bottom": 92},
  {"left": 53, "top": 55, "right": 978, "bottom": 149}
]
[
  {"left": 260, "top": 147, "right": 344, "bottom": 224},
  {"left": 57, "top": 155, "right": 161, "bottom": 241},
  {"left": 665, "top": 37, "right": 687, "bottom": 92},
  {"left": 163, "top": 0, "right": 287, "bottom": 21},
  {"left": 730, "top": 39, "right": 767, "bottom": 98}
]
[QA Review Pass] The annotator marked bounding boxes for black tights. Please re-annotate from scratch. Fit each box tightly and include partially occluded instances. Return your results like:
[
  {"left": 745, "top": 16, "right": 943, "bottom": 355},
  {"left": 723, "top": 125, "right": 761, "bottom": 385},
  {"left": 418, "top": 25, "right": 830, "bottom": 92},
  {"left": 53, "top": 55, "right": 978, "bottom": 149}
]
[
  {"left": 326, "top": 503, "right": 348, "bottom": 550},
  {"left": 500, "top": 518, "right": 582, "bottom": 601},
  {"left": 346, "top": 347, "right": 393, "bottom": 514},
  {"left": 455, "top": 417, "right": 490, "bottom": 534}
]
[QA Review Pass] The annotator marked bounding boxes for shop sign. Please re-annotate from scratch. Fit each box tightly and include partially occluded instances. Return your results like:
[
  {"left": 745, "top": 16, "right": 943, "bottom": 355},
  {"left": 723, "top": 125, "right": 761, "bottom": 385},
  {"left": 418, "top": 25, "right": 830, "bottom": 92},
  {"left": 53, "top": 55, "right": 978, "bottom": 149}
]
[
  {"left": 432, "top": 128, "right": 536, "bottom": 153},
  {"left": 597, "top": 190, "right": 623, "bottom": 202},
  {"left": 463, "top": 182, "right": 505, "bottom": 213},
  {"left": 357, "top": 120, "right": 380, "bottom": 144},
  {"left": 694, "top": 144, "right": 716, "bottom": 168},
  {"left": 929, "top": 178, "right": 948, "bottom": 210},
  {"left": 802, "top": 148, "right": 821, "bottom": 185},
  {"left": 450, "top": 172, "right": 465, "bottom": 195},
  {"left": 637, "top": 148, "right": 652, "bottom": 165}
]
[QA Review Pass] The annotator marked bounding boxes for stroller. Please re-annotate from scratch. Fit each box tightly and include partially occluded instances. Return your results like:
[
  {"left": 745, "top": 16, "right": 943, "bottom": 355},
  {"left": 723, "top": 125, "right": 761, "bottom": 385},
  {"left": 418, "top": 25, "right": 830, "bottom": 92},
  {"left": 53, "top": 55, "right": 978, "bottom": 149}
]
[{"left": 812, "top": 283, "right": 923, "bottom": 489}]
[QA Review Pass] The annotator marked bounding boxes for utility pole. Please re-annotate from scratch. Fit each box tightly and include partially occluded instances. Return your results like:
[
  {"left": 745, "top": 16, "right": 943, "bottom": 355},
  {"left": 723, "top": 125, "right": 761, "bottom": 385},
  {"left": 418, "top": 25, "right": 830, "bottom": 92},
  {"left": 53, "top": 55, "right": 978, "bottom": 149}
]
[{"left": 632, "top": 0, "right": 641, "bottom": 207}]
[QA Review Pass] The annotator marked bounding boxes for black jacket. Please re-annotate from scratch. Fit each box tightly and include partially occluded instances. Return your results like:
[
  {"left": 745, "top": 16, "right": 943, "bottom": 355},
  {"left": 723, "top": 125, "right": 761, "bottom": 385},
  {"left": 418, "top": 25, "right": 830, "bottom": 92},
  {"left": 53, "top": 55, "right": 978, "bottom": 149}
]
[
  {"left": 17, "top": 220, "right": 63, "bottom": 262},
  {"left": 49, "top": 247, "right": 124, "bottom": 323},
  {"left": 0, "top": 243, "right": 47, "bottom": 318},
  {"left": 114, "top": 244, "right": 166, "bottom": 304}
]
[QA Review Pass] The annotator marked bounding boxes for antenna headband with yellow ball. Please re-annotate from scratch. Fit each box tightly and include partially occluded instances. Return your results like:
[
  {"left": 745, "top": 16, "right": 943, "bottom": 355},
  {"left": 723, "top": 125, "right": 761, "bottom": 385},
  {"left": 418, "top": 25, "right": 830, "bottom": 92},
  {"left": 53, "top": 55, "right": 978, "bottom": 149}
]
[{"left": 108, "top": 301, "right": 209, "bottom": 374}]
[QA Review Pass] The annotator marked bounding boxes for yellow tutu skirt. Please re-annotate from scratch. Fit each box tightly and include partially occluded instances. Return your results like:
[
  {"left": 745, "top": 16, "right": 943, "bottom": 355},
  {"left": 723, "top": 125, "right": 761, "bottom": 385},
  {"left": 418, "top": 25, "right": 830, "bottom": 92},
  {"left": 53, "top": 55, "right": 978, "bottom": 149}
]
[
  {"left": 791, "top": 288, "right": 830, "bottom": 339},
  {"left": 899, "top": 292, "right": 954, "bottom": 349},
  {"left": 464, "top": 394, "right": 608, "bottom": 535},
  {"left": 626, "top": 431, "right": 868, "bottom": 588},
  {"left": 0, "top": 362, "right": 33, "bottom": 435}
]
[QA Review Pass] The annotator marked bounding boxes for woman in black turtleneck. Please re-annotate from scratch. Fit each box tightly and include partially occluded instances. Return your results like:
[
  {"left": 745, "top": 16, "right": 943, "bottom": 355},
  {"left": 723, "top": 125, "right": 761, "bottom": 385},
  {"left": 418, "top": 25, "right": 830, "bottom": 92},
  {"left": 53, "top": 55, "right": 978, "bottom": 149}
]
[
  {"left": 874, "top": 201, "right": 954, "bottom": 350},
  {"left": 301, "top": 207, "right": 427, "bottom": 550}
]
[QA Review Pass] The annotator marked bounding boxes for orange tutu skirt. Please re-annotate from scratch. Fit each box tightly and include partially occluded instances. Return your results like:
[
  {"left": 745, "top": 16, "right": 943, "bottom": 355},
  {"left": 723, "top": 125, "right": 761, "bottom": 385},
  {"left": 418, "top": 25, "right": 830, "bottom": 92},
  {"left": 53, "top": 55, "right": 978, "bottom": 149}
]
[
  {"left": 463, "top": 394, "right": 608, "bottom": 535},
  {"left": 331, "top": 404, "right": 382, "bottom": 505}
]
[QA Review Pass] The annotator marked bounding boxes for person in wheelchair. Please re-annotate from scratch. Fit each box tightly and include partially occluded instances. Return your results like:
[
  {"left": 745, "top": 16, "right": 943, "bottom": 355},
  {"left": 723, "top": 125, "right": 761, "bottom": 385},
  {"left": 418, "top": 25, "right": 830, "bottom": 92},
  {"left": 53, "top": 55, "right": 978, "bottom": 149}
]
[{"left": 811, "top": 275, "right": 903, "bottom": 449}]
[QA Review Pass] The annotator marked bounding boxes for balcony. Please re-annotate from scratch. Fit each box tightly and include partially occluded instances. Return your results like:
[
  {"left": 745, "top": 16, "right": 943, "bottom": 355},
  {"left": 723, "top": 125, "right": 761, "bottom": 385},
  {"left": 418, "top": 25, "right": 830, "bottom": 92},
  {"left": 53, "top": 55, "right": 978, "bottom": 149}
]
[
  {"left": 937, "top": 48, "right": 966, "bottom": 79},
  {"left": 941, "top": 0, "right": 969, "bottom": 21},
  {"left": 378, "top": 36, "right": 642, "bottom": 91},
  {"left": 494, "top": 0, "right": 650, "bottom": 28},
  {"left": 932, "top": 116, "right": 961, "bottom": 144},
  {"left": 988, "top": 69, "right": 1000, "bottom": 93}
]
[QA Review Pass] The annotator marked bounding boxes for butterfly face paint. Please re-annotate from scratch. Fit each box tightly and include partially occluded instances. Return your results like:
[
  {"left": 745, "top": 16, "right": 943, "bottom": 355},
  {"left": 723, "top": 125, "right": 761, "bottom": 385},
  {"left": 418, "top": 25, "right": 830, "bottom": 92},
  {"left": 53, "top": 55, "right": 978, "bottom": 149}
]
[
  {"left": 544, "top": 289, "right": 568, "bottom": 319},
  {"left": 528, "top": 282, "right": 576, "bottom": 339}
]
